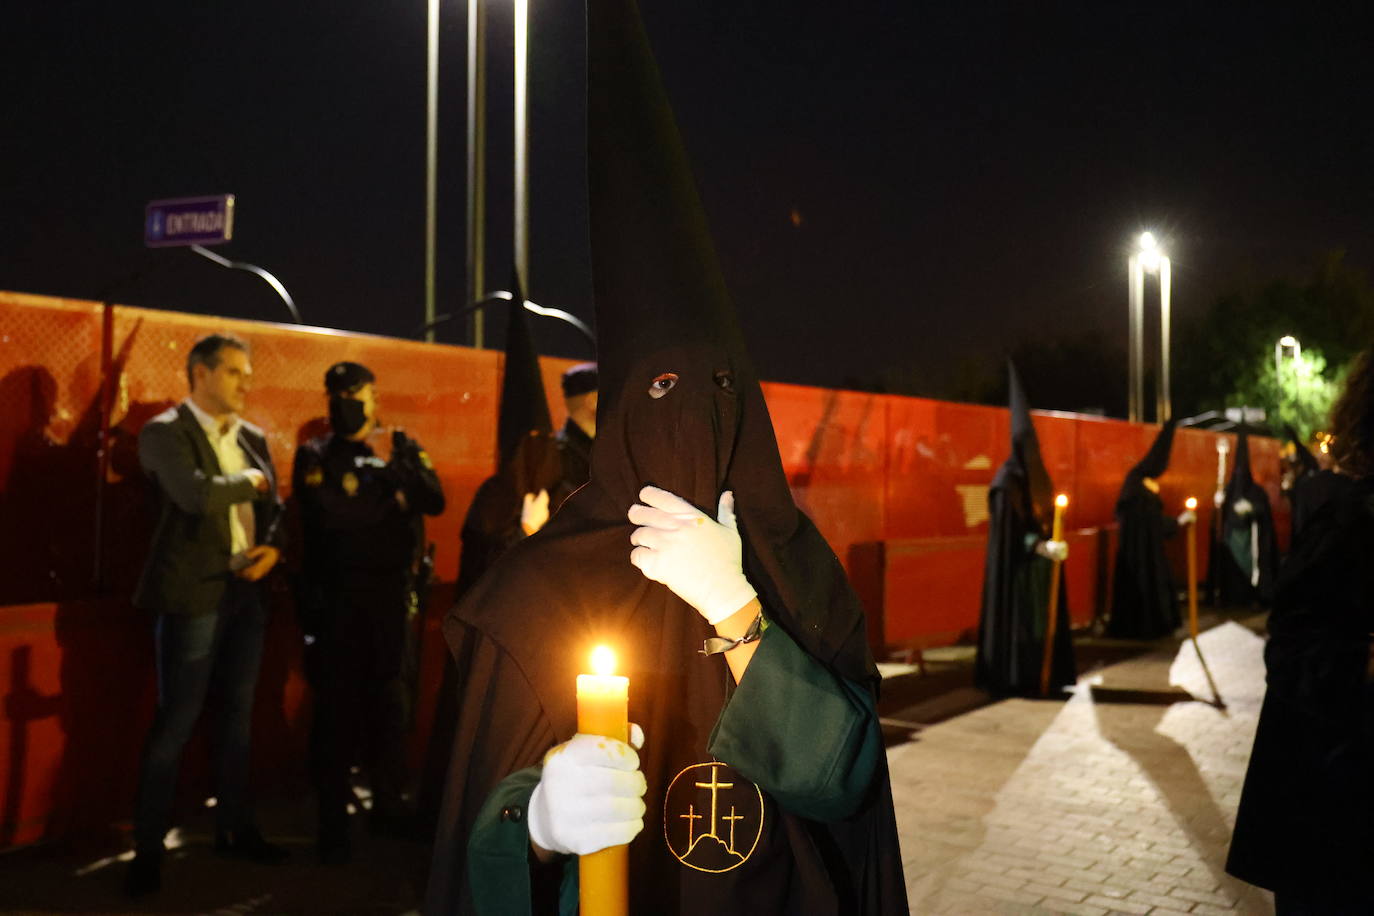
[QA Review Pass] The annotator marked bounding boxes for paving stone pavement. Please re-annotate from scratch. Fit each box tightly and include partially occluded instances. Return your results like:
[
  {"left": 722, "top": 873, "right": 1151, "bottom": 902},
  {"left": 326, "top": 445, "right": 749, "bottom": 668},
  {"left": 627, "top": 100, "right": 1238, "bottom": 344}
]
[{"left": 888, "top": 620, "right": 1274, "bottom": 915}]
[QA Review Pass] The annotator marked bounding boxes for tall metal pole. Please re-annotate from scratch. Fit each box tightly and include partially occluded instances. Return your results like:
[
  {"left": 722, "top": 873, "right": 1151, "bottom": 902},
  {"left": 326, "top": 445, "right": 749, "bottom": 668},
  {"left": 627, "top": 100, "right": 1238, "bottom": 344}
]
[
  {"left": 466, "top": 0, "right": 487, "bottom": 348},
  {"left": 424, "top": 0, "right": 440, "bottom": 343},
  {"left": 1128, "top": 253, "right": 1144, "bottom": 423},
  {"left": 513, "top": 0, "right": 530, "bottom": 294},
  {"left": 1157, "top": 256, "right": 1172, "bottom": 422}
]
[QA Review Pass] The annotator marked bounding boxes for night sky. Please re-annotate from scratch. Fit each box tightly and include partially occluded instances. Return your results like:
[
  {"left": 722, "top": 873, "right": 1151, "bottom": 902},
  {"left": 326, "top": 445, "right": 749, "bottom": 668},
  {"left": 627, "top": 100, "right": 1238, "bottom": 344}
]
[{"left": 5, "top": 2, "right": 1373, "bottom": 399}]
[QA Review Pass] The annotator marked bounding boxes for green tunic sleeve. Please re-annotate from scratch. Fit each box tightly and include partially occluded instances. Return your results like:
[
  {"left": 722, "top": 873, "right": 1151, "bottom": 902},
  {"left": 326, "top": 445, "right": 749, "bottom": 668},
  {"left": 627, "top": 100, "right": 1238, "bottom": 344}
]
[
  {"left": 467, "top": 766, "right": 579, "bottom": 915},
  {"left": 707, "top": 621, "right": 881, "bottom": 822}
]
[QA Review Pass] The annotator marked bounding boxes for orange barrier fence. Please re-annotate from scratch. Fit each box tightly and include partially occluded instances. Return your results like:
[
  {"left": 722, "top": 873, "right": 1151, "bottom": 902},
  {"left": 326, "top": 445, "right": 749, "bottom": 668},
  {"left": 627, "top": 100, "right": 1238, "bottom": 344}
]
[{"left": 0, "top": 291, "right": 1284, "bottom": 848}]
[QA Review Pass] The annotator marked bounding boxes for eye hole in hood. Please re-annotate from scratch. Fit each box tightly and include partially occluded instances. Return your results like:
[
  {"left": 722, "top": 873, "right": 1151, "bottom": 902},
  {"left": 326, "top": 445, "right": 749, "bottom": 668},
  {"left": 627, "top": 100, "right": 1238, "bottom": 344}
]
[{"left": 648, "top": 373, "right": 678, "bottom": 399}]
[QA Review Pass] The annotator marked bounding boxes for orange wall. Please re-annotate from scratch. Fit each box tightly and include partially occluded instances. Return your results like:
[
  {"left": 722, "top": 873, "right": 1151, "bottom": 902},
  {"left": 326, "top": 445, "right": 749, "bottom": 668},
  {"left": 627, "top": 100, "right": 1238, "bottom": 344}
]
[{"left": 0, "top": 291, "right": 1285, "bottom": 847}]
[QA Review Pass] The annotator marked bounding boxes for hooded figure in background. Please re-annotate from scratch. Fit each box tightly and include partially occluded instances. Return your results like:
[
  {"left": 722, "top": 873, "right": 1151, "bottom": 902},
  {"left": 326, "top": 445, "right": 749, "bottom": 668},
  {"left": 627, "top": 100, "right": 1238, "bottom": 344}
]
[
  {"left": 424, "top": 0, "right": 906, "bottom": 912},
  {"left": 1217, "top": 431, "right": 1280, "bottom": 606},
  {"left": 1282, "top": 425, "right": 1338, "bottom": 540},
  {"left": 1107, "top": 420, "right": 1192, "bottom": 639},
  {"left": 418, "top": 287, "right": 564, "bottom": 829},
  {"left": 458, "top": 281, "right": 564, "bottom": 594},
  {"left": 974, "top": 363, "right": 1075, "bottom": 697}
]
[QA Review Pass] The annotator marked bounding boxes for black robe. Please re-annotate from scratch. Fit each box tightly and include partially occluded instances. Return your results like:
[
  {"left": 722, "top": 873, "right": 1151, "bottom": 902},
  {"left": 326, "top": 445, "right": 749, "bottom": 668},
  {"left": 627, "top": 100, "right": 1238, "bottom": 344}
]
[
  {"left": 1106, "top": 483, "right": 1181, "bottom": 639},
  {"left": 974, "top": 363, "right": 1074, "bottom": 696},
  {"left": 1217, "top": 432, "right": 1279, "bottom": 606},
  {"left": 1227, "top": 473, "right": 1374, "bottom": 895},
  {"left": 975, "top": 463, "right": 1075, "bottom": 696},
  {"left": 419, "top": 294, "right": 563, "bottom": 827}
]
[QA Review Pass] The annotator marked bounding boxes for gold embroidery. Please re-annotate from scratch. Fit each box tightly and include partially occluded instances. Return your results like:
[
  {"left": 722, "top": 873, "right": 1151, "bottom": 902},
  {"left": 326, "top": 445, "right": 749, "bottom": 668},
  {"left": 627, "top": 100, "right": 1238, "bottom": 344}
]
[
  {"left": 303, "top": 466, "right": 324, "bottom": 487},
  {"left": 663, "top": 762, "right": 763, "bottom": 874},
  {"left": 341, "top": 471, "right": 359, "bottom": 497}
]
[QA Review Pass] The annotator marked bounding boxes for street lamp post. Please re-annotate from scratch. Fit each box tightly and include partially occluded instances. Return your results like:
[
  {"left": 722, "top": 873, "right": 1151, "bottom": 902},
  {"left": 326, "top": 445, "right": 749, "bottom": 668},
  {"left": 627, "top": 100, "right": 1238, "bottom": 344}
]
[
  {"left": 1127, "top": 232, "right": 1172, "bottom": 423},
  {"left": 513, "top": 0, "right": 530, "bottom": 295},
  {"left": 424, "top": 0, "right": 440, "bottom": 343},
  {"left": 466, "top": 0, "right": 488, "bottom": 348}
]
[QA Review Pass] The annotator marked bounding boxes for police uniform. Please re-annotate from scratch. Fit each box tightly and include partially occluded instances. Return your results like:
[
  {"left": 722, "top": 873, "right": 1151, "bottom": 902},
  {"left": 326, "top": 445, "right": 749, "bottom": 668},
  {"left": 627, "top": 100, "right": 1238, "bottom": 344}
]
[
  {"left": 552, "top": 362, "right": 596, "bottom": 511},
  {"left": 293, "top": 362, "right": 445, "bottom": 859}
]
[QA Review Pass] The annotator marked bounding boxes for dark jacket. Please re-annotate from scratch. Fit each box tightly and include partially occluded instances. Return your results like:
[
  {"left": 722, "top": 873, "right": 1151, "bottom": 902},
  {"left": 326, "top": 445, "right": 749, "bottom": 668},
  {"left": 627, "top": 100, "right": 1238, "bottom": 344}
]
[
  {"left": 1227, "top": 473, "right": 1374, "bottom": 892},
  {"left": 134, "top": 403, "right": 282, "bottom": 615}
]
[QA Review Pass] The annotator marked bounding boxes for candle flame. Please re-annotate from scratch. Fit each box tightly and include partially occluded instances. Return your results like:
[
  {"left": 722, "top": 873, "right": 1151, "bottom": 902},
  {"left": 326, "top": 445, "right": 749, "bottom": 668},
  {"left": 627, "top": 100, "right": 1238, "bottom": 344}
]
[
  {"left": 590, "top": 645, "right": 617, "bottom": 676},
  {"left": 1054, "top": 494, "right": 1068, "bottom": 508},
  {"left": 1185, "top": 497, "right": 1198, "bottom": 510}
]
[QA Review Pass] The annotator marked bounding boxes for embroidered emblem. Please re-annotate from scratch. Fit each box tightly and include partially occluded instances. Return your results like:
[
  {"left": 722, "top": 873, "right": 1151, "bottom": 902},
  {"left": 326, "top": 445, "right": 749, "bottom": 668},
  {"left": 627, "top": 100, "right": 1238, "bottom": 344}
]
[
  {"left": 341, "top": 471, "right": 359, "bottom": 497},
  {"left": 663, "top": 762, "right": 763, "bottom": 874},
  {"left": 418, "top": 450, "right": 434, "bottom": 470},
  {"left": 303, "top": 466, "right": 324, "bottom": 487}
]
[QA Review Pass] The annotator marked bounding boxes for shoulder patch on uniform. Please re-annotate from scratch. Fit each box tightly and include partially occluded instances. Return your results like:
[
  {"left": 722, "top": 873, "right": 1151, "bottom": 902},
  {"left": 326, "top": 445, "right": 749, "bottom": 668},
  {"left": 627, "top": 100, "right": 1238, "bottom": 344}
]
[{"left": 418, "top": 450, "right": 434, "bottom": 469}]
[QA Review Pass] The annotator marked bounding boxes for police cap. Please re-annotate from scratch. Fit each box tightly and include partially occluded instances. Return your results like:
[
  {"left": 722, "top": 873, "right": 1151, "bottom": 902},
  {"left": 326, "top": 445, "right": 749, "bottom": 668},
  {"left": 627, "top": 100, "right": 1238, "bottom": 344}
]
[
  {"left": 561, "top": 362, "right": 598, "bottom": 397},
  {"left": 325, "top": 361, "right": 376, "bottom": 395}
]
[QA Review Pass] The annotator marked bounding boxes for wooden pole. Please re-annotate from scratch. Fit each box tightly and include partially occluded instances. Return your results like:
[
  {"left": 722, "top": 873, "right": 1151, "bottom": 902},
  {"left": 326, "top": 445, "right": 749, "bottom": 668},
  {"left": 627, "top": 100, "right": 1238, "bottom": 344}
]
[
  {"left": 1040, "top": 495, "right": 1068, "bottom": 697},
  {"left": 1185, "top": 497, "right": 1199, "bottom": 641}
]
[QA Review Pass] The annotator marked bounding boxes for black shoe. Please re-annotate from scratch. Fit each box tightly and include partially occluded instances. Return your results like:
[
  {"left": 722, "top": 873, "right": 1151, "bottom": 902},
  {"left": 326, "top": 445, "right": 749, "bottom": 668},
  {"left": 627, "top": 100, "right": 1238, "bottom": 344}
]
[
  {"left": 124, "top": 852, "right": 161, "bottom": 898},
  {"left": 214, "top": 825, "right": 290, "bottom": 865}
]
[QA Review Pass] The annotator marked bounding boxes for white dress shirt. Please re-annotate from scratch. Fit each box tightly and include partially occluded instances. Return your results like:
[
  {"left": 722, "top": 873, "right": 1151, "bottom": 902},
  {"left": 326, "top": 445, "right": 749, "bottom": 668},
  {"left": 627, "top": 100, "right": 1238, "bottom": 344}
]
[{"left": 183, "top": 398, "right": 256, "bottom": 558}]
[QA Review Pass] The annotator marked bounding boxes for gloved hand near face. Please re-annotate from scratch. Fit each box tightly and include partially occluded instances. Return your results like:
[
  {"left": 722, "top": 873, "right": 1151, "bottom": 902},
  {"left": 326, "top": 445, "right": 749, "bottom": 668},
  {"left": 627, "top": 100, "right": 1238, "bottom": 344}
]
[
  {"left": 627, "top": 486, "right": 758, "bottom": 625},
  {"left": 527, "top": 724, "right": 647, "bottom": 857},
  {"left": 522, "top": 489, "right": 551, "bottom": 536},
  {"left": 1036, "top": 539, "right": 1069, "bottom": 563}
]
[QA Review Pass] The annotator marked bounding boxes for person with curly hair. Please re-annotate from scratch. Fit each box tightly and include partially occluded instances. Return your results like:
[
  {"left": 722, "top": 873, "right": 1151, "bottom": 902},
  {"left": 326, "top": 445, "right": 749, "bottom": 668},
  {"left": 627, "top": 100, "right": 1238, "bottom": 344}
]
[{"left": 1227, "top": 348, "right": 1374, "bottom": 912}]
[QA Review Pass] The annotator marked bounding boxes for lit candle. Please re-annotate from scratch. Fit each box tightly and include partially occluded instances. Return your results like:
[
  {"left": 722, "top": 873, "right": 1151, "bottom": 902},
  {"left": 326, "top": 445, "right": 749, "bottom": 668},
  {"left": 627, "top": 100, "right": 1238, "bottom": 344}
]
[
  {"left": 577, "top": 645, "right": 629, "bottom": 916},
  {"left": 1040, "top": 494, "right": 1069, "bottom": 697},
  {"left": 1184, "top": 497, "right": 1199, "bottom": 642}
]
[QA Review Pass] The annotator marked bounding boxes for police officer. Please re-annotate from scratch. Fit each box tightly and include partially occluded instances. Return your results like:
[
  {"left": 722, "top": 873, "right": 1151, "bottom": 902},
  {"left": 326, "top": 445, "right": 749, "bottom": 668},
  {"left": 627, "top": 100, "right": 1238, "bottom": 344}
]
[{"left": 293, "top": 361, "right": 445, "bottom": 863}]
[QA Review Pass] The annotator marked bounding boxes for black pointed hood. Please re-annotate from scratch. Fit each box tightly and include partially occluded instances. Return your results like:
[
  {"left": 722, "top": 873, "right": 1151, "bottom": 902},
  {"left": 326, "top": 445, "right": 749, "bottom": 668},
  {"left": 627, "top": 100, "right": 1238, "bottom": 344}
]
[
  {"left": 496, "top": 272, "right": 557, "bottom": 496},
  {"left": 1130, "top": 419, "right": 1177, "bottom": 481},
  {"left": 1285, "top": 424, "right": 1320, "bottom": 474},
  {"left": 582, "top": 0, "right": 869, "bottom": 681},
  {"left": 1006, "top": 361, "right": 1054, "bottom": 530},
  {"left": 1226, "top": 430, "right": 1255, "bottom": 500}
]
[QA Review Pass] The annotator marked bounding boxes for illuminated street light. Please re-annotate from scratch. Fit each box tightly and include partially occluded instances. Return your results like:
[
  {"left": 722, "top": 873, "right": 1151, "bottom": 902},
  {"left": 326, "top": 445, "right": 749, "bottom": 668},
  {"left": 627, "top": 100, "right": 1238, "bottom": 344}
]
[
  {"left": 1275, "top": 334, "right": 1301, "bottom": 378},
  {"left": 1127, "top": 232, "right": 1172, "bottom": 423}
]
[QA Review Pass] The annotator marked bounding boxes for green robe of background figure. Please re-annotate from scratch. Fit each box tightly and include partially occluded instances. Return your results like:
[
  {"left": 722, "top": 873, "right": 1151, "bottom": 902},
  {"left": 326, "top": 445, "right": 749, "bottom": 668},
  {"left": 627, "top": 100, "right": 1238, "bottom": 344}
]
[
  {"left": 1217, "top": 430, "right": 1280, "bottom": 606},
  {"left": 975, "top": 363, "right": 1075, "bottom": 697}
]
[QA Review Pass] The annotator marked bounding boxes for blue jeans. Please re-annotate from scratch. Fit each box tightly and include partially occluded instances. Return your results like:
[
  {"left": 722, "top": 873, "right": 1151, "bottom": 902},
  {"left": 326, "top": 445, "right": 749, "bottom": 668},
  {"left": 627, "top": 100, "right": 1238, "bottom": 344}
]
[{"left": 133, "top": 580, "right": 266, "bottom": 854}]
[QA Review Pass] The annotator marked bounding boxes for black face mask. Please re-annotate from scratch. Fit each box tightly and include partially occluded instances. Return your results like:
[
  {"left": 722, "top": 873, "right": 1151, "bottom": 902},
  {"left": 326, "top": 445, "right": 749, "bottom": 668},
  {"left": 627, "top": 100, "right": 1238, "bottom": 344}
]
[{"left": 329, "top": 395, "right": 368, "bottom": 437}]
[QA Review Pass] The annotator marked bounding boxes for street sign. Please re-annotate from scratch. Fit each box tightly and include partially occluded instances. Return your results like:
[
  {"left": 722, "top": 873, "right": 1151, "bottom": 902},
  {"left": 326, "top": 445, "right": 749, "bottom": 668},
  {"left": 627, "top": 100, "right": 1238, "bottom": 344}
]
[{"left": 144, "top": 194, "right": 235, "bottom": 247}]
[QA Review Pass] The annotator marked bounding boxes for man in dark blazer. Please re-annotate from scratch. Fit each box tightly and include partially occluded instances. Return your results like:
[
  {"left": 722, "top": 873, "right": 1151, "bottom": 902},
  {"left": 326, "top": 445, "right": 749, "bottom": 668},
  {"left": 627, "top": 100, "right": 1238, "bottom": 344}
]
[{"left": 126, "top": 333, "right": 288, "bottom": 897}]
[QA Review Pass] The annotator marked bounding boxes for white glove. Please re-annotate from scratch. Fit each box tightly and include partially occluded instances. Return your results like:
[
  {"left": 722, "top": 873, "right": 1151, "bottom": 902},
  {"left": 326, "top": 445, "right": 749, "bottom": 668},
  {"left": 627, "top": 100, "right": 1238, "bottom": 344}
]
[
  {"left": 527, "top": 725, "right": 647, "bottom": 857},
  {"left": 1177, "top": 509, "right": 1197, "bottom": 526},
  {"left": 1037, "top": 539, "right": 1069, "bottom": 563},
  {"left": 1232, "top": 498, "right": 1253, "bottom": 518},
  {"left": 627, "top": 486, "right": 758, "bottom": 625},
  {"left": 521, "top": 489, "right": 550, "bottom": 536}
]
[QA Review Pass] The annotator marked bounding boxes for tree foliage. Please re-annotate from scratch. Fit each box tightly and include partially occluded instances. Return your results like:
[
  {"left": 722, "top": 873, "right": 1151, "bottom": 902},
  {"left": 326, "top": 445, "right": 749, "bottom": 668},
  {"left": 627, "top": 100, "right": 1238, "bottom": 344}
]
[{"left": 1173, "top": 251, "right": 1374, "bottom": 428}]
